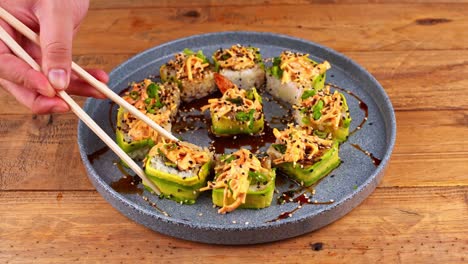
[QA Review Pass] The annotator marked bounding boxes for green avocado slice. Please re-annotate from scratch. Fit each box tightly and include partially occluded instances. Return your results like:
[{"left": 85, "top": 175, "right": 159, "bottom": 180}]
[
  {"left": 299, "top": 92, "right": 351, "bottom": 143},
  {"left": 116, "top": 107, "right": 155, "bottom": 159},
  {"left": 144, "top": 155, "right": 213, "bottom": 204},
  {"left": 210, "top": 88, "right": 264, "bottom": 136},
  {"left": 211, "top": 171, "right": 276, "bottom": 209},
  {"left": 273, "top": 142, "right": 341, "bottom": 187}
]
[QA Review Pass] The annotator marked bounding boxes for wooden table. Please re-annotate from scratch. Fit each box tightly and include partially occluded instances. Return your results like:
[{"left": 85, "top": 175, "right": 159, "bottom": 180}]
[{"left": 1, "top": 1, "right": 467, "bottom": 263}]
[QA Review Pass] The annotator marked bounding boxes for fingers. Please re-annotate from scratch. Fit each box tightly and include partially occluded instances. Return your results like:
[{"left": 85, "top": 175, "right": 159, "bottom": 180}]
[
  {"left": 67, "top": 69, "right": 109, "bottom": 98},
  {"left": 0, "top": 53, "right": 55, "bottom": 97},
  {"left": 0, "top": 78, "right": 69, "bottom": 114},
  {"left": 36, "top": 1, "right": 74, "bottom": 90}
]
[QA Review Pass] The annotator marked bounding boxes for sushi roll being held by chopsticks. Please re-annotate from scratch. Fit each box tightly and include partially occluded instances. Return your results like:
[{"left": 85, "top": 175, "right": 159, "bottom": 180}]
[
  {"left": 267, "top": 124, "right": 341, "bottom": 187},
  {"left": 212, "top": 44, "right": 265, "bottom": 90},
  {"left": 266, "top": 51, "right": 330, "bottom": 105},
  {"left": 116, "top": 79, "right": 180, "bottom": 160},
  {"left": 201, "top": 73, "right": 264, "bottom": 136},
  {"left": 294, "top": 85, "right": 352, "bottom": 143},
  {"left": 200, "top": 149, "right": 276, "bottom": 214},
  {"left": 160, "top": 48, "right": 216, "bottom": 102},
  {"left": 144, "top": 140, "right": 213, "bottom": 204}
]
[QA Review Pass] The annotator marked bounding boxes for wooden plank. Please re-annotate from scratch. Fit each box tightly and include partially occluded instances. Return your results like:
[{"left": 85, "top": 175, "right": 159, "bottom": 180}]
[
  {"left": 73, "top": 4, "right": 468, "bottom": 54},
  {"left": 0, "top": 114, "right": 94, "bottom": 191},
  {"left": 89, "top": 1, "right": 468, "bottom": 9},
  {"left": 0, "top": 187, "right": 466, "bottom": 263},
  {"left": 0, "top": 110, "right": 466, "bottom": 190}
]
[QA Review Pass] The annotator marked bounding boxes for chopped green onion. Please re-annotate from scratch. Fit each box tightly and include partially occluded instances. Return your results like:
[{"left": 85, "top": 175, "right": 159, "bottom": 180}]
[
  {"left": 312, "top": 100, "right": 324, "bottom": 120},
  {"left": 272, "top": 143, "right": 286, "bottom": 154},
  {"left": 222, "top": 155, "right": 236, "bottom": 164},
  {"left": 226, "top": 96, "right": 243, "bottom": 105},
  {"left": 129, "top": 91, "right": 140, "bottom": 100},
  {"left": 248, "top": 170, "right": 269, "bottom": 184},
  {"left": 146, "top": 83, "right": 160, "bottom": 99},
  {"left": 301, "top": 90, "right": 316, "bottom": 100}
]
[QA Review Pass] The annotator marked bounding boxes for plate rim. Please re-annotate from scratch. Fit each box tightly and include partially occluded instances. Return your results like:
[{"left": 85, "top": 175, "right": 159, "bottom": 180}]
[{"left": 78, "top": 31, "right": 396, "bottom": 235}]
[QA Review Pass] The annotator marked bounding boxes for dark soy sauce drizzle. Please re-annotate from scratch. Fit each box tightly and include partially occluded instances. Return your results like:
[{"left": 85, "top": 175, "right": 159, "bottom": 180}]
[
  {"left": 111, "top": 163, "right": 170, "bottom": 216},
  {"left": 326, "top": 83, "right": 368, "bottom": 135},
  {"left": 350, "top": 144, "right": 382, "bottom": 166},
  {"left": 269, "top": 188, "right": 334, "bottom": 222},
  {"left": 87, "top": 146, "right": 110, "bottom": 164},
  {"left": 327, "top": 83, "right": 381, "bottom": 167},
  {"left": 173, "top": 90, "right": 288, "bottom": 154},
  {"left": 110, "top": 163, "right": 143, "bottom": 194}
]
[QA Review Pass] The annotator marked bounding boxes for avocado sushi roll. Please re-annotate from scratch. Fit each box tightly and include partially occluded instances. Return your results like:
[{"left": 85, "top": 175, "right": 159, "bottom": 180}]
[
  {"left": 201, "top": 74, "right": 264, "bottom": 136},
  {"left": 267, "top": 124, "right": 340, "bottom": 187},
  {"left": 144, "top": 140, "right": 213, "bottom": 204},
  {"left": 212, "top": 44, "right": 265, "bottom": 90},
  {"left": 294, "top": 85, "right": 352, "bottom": 143},
  {"left": 116, "top": 79, "right": 180, "bottom": 159},
  {"left": 266, "top": 51, "right": 330, "bottom": 104},
  {"left": 200, "top": 149, "right": 276, "bottom": 214},
  {"left": 160, "top": 48, "right": 216, "bottom": 102}
]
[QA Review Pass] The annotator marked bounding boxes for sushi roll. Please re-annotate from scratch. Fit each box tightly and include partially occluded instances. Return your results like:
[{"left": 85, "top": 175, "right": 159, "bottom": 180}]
[
  {"left": 294, "top": 86, "right": 352, "bottom": 143},
  {"left": 201, "top": 74, "right": 264, "bottom": 136},
  {"left": 267, "top": 124, "right": 341, "bottom": 187},
  {"left": 200, "top": 149, "right": 276, "bottom": 213},
  {"left": 116, "top": 79, "right": 180, "bottom": 159},
  {"left": 160, "top": 48, "right": 216, "bottom": 102},
  {"left": 144, "top": 140, "right": 213, "bottom": 204},
  {"left": 212, "top": 44, "right": 265, "bottom": 90},
  {"left": 266, "top": 51, "right": 331, "bottom": 104}
]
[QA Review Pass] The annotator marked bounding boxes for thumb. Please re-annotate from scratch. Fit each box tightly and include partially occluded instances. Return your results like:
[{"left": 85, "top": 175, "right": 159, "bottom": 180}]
[{"left": 36, "top": 1, "right": 74, "bottom": 90}]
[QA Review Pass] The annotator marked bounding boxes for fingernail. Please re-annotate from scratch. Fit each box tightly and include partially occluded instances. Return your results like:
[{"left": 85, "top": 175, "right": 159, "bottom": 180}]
[
  {"left": 51, "top": 104, "right": 69, "bottom": 113},
  {"left": 48, "top": 69, "right": 68, "bottom": 90}
]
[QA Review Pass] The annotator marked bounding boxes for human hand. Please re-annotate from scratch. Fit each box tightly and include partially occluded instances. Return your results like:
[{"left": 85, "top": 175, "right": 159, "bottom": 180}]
[{"left": 0, "top": 0, "right": 108, "bottom": 114}]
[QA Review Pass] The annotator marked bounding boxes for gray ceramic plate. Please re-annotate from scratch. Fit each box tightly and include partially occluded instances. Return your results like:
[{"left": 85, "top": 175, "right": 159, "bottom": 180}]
[{"left": 78, "top": 31, "right": 396, "bottom": 245}]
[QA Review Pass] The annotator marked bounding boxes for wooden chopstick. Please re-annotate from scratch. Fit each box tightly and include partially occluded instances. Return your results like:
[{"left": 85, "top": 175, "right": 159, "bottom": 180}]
[
  {"left": 0, "top": 7, "right": 179, "bottom": 142},
  {"left": 0, "top": 25, "right": 161, "bottom": 195}
]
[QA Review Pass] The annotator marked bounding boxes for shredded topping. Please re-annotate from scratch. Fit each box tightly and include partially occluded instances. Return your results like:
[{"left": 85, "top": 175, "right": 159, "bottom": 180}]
[
  {"left": 271, "top": 124, "right": 333, "bottom": 165},
  {"left": 200, "top": 84, "right": 262, "bottom": 121},
  {"left": 120, "top": 79, "right": 178, "bottom": 142},
  {"left": 124, "top": 111, "right": 171, "bottom": 142},
  {"left": 148, "top": 139, "right": 211, "bottom": 171},
  {"left": 200, "top": 149, "right": 270, "bottom": 214},
  {"left": 166, "top": 52, "right": 210, "bottom": 81},
  {"left": 279, "top": 51, "right": 330, "bottom": 85},
  {"left": 213, "top": 44, "right": 259, "bottom": 70},
  {"left": 296, "top": 86, "right": 346, "bottom": 131}
]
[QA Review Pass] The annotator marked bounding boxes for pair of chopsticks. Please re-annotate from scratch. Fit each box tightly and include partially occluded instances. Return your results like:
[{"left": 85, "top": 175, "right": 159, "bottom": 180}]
[{"left": 0, "top": 7, "right": 179, "bottom": 195}]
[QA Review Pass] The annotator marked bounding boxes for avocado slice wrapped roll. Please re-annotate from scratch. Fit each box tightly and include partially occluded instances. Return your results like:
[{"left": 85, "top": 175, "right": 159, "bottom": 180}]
[
  {"left": 266, "top": 51, "right": 330, "bottom": 104},
  {"left": 144, "top": 140, "right": 213, "bottom": 204},
  {"left": 116, "top": 79, "right": 180, "bottom": 160},
  {"left": 200, "top": 149, "right": 276, "bottom": 213},
  {"left": 294, "top": 85, "right": 352, "bottom": 143},
  {"left": 201, "top": 76, "right": 264, "bottom": 136},
  {"left": 267, "top": 125, "right": 341, "bottom": 187}
]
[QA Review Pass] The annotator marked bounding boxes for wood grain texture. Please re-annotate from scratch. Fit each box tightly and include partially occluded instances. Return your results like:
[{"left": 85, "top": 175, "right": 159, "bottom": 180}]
[
  {"left": 0, "top": 188, "right": 466, "bottom": 263},
  {"left": 74, "top": 3, "right": 468, "bottom": 55},
  {"left": 1, "top": 1, "right": 467, "bottom": 262}
]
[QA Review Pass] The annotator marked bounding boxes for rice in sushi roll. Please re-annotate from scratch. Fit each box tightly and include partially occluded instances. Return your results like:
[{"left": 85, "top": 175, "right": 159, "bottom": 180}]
[
  {"left": 266, "top": 51, "right": 330, "bottom": 104},
  {"left": 144, "top": 140, "right": 213, "bottom": 204},
  {"left": 294, "top": 86, "right": 352, "bottom": 143},
  {"left": 212, "top": 44, "right": 265, "bottom": 90},
  {"left": 116, "top": 79, "right": 180, "bottom": 160},
  {"left": 160, "top": 49, "right": 216, "bottom": 102},
  {"left": 200, "top": 149, "right": 276, "bottom": 213},
  {"left": 201, "top": 74, "right": 264, "bottom": 136},
  {"left": 267, "top": 124, "right": 340, "bottom": 187}
]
